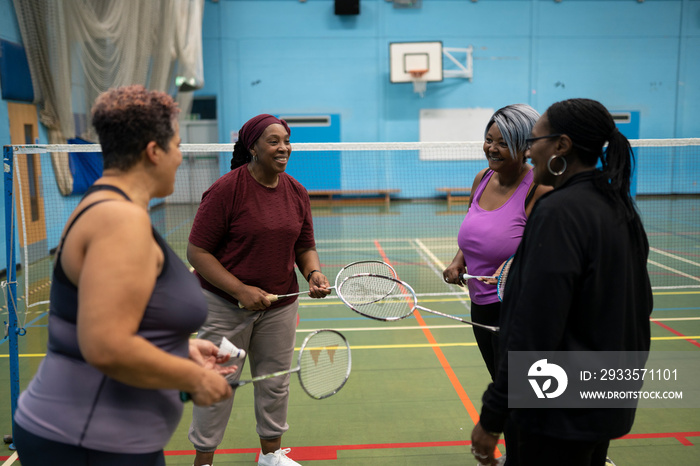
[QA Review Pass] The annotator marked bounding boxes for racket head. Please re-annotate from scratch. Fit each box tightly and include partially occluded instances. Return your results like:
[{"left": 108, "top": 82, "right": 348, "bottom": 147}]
[
  {"left": 497, "top": 256, "right": 514, "bottom": 302},
  {"left": 297, "top": 329, "right": 351, "bottom": 399},
  {"left": 335, "top": 260, "right": 397, "bottom": 286},
  {"left": 337, "top": 273, "right": 417, "bottom": 322}
]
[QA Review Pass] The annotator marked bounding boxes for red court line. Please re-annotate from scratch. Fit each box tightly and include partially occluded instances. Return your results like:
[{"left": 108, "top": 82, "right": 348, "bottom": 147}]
[
  {"left": 372, "top": 241, "right": 484, "bottom": 427},
  {"left": 2, "top": 433, "right": 696, "bottom": 462},
  {"left": 619, "top": 431, "right": 700, "bottom": 446},
  {"left": 163, "top": 440, "right": 506, "bottom": 461},
  {"left": 652, "top": 320, "right": 700, "bottom": 349},
  {"left": 154, "top": 432, "right": 698, "bottom": 461}
]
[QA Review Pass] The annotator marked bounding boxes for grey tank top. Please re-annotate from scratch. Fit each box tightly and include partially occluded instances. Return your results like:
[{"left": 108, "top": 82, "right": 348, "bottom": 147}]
[{"left": 14, "top": 185, "right": 208, "bottom": 454}]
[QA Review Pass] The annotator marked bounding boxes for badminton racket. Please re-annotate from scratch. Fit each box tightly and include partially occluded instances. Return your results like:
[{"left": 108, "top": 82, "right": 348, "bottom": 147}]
[
  {"left": 181, "top": 329, "right": 351, "bottom": 401},
  {"left": 337, "top": 274, "right": 499, "bottom": 333},
  {"left": 496, "top": 256, "right": 514, "bottom": 302},
  {"left": 460, "top": 273, "right": 496, "bottom": 282},
  {"left": 239, "top": 260, "right": 397, "bottom": 308}
]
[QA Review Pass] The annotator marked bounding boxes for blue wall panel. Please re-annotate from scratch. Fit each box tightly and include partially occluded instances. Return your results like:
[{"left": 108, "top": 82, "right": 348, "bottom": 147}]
[
  {"left": 285, "top": 114, "right": 342, "bottom": 190},
  {"left": 678, "top": 35, "right": 700, "bottom": 138},
  {"left": 533, "top": 37, "right": 679, "bottom": 138}
]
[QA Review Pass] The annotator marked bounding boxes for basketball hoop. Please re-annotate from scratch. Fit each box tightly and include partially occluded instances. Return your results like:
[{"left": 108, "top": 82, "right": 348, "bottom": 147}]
[{"left": 409, "top": 69, "right": 428, "bottom": 97}]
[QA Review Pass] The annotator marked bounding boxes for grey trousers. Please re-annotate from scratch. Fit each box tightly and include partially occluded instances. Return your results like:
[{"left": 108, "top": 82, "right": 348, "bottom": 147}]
[{"left": 188, "top": 289, "right": 299, "bottom": 452}]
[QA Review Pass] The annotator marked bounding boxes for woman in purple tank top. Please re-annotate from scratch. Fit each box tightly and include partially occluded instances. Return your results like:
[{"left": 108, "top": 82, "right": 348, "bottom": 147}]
[{"left": 442, "top": 104, "right": 551, "bottom": 465}]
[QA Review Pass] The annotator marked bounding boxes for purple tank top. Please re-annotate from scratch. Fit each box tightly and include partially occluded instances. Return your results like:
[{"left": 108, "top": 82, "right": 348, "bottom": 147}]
[{"left": 457, "top": 169, "right": 534, "bottom": 305}]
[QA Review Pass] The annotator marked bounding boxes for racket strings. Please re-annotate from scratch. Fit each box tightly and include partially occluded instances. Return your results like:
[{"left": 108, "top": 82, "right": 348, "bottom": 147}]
[
  {"left": 334, "top": 261, "right": 397, "bottom": 299},
  {"left": 337, "top": 274, "right": 397, "bottom": 305},
  {"left": 497, "top": 257, "right": 514, "bottom": 302},
  {"left": 298, "top": 332, "right": 350, "bottom": 399},
  {"left": 339, "top": 275, "right": 417, "bottom": 320}
]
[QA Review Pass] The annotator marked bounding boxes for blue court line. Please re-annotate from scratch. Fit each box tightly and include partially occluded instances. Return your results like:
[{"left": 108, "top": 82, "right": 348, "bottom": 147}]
[
  {"left": 0, "top": 312, "right": 49, "bottom": 345},
  {"left": 162, "top": 217, "right": 194, "bottom": 239},
  {"left": 653, "top": 307, "right": 700, "bottom": 311}
]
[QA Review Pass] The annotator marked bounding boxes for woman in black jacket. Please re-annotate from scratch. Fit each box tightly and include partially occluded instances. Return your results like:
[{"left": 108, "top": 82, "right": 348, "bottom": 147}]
[{"left": 470, "top": 98, "right": 653, "bottom": 466}]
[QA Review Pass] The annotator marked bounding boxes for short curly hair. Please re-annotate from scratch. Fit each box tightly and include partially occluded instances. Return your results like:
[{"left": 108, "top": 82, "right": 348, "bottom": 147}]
[{"left": 91, "top": 85, "right": 180, "bottom": 171}]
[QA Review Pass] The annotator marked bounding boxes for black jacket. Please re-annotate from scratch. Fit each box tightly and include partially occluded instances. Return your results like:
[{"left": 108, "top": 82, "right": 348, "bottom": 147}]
[{"left": 479, "top": 171, "right": 653, "bottom": 441}]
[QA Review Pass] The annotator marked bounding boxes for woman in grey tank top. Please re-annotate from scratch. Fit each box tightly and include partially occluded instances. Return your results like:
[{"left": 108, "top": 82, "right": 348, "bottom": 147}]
[{"left": 13, "top": 85, "right": 236, "bottom": 466}]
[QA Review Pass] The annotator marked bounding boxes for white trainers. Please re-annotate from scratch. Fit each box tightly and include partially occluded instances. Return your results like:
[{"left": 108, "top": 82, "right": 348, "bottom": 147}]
[{"left": 258, "top": 448, "right": 300, "bottom": 466}]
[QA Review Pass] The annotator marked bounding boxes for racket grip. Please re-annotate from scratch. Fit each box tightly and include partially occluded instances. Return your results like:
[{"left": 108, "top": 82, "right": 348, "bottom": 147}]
[{"left": 238, "top": 294, "right": 279, "bottom": 309}]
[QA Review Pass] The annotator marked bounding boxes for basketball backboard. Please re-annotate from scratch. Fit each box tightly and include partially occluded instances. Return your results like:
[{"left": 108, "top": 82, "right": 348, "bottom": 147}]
[{"left": 389, "top": 41, "right": 443, "bottom": 84}]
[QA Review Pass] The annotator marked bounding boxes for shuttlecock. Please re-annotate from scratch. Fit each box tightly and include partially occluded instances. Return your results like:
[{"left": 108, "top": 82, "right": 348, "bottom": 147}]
[{"left": 218, "top": 337, "right": 246, "bottom": 359}]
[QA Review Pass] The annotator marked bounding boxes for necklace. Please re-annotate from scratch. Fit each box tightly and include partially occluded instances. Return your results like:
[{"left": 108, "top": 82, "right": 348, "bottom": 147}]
[{"left": 248, "top": 164, "right": 278, "bottom": 188}]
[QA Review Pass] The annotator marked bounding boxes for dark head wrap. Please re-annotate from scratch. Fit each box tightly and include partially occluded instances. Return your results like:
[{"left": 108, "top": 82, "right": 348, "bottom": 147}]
[{"left": 238, "top": 114, "right": 291, "bottom": 150}]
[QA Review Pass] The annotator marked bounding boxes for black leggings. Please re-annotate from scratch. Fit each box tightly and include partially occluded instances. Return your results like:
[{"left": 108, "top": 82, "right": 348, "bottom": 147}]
[
  {"left": 470, "top": 301, "right": 501, "bottom": 380},
  {"left": 470, "top": 301, "right": 524, "bottom": 464},
  {"left": 13, "top": 421, "right": 166, "bottom": 466}
]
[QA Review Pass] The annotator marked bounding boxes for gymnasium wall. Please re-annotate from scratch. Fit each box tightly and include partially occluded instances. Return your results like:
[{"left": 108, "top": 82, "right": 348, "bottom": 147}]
[
  {"left": 194, "top": 0, "right": 699, "bottom": 196},
  {"left": 196, "top": 0, "right": 699, "bottom": 143}
]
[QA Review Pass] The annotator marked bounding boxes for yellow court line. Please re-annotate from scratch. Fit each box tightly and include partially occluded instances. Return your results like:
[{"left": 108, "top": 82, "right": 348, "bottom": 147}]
[
  {"left": 350, "top": 342, "right": 478, "bottom": 350},
  {"left": 7, "top": 336, "right": 699, "bottom": 359},
  {"left": 297, "top": 290, "right": 700, "bottom": 307},
  {"left": 651, "top": 336, "right": 700, "bottom": 341}
]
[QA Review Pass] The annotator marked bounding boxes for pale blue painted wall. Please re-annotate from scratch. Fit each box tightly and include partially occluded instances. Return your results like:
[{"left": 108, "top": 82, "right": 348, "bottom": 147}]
[
  {"left": 196, "top": 0, "right": 699, "bottom": 143},
  {"left": 194, "top": 0, "right": 699, "bottom": 197}
]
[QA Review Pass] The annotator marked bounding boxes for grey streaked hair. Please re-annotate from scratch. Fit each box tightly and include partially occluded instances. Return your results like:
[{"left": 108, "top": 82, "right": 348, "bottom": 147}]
[{"left": 484, "top": 104, "right": 540, "bottom": 159}]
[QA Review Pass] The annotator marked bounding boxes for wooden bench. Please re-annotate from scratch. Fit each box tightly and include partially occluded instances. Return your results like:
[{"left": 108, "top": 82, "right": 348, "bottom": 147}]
[
  {"left": 436, "top": 187, "right": 471, "bottom": 206},
  {"left": 308, "top": 189, "right": 400, "bottom": 207}
]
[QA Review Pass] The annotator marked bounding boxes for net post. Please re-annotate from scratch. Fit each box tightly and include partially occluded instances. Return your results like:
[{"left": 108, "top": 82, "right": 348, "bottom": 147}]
[{"left": 3, "top": 145, "right": 20, "bottom": 442}]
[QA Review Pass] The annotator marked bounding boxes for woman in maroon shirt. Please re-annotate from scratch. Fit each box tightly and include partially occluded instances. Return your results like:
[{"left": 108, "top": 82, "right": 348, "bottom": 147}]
[{"left": 187, "top": 114, "right": 330, "bottom": 466}]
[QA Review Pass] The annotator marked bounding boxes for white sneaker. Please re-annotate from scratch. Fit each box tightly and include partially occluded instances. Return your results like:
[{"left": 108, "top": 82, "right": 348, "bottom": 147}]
[{"left": 258, "top": 448, "right": 300, "bottom": 466}]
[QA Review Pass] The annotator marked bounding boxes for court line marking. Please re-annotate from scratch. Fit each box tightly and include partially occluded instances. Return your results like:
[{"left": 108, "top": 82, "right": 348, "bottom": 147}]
[
  {"left": 4, "top": 321, "right": 699, "bottom": 358},
  {"left": 0, "top": 452, "right": 17, "bottom": 466},
  {"left": 412, "top": 238, "right": 471, "bottom": 310},
  {"left": 373, "top": 241, "right": 485, "bottom": 427},
  {"left": 651, "top": 247, "right": 700, "bottom": 268},
  {"left": 378, "top": 238, "right": 504, "bottom": 460},
  {"left": 650, "top": 317, "right": 700, "bottom": 321},
  {"left": 164, "top": 431, "right": 700, "bottom": 460},
  {"left": 5, "top": 334, "right": 700, "bottom": 360},
  {"left": 4, "top": 431, "right": 699, "bottom": 463},
  {"left": 652, "top": 321, "right": 700, "bottom": 349},
  {"left": 646, "top": 259, "right": 699, "bottom": 283}
]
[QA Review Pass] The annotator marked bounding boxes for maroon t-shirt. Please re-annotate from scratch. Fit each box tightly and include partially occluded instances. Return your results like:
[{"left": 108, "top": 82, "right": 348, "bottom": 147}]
[{"left": 189, "top": 165, "right": 316, "bottom": 308}]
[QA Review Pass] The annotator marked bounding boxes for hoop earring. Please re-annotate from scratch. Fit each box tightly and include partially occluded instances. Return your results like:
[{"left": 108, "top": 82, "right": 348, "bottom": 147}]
[{"left": 547, "top": 155, "right": 567, "bottom": 176}]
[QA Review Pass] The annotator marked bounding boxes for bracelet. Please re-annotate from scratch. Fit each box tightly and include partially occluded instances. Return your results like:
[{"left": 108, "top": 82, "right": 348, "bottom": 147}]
[
  {"left": 306, "top": 269, "right": 321, "bottom": 282},
  {"left": 486, "top": 430, "right": 501, "bottom": 437}
]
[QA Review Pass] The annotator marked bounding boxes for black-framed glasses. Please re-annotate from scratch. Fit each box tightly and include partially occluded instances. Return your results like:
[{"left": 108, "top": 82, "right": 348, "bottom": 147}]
[{"left": 525, "top": 134, "right": 562, "bottom": 150}]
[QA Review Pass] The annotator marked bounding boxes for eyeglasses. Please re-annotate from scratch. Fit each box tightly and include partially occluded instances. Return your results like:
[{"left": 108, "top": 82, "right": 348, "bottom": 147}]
[{"left": 525, "top": 134, "right": 561, "bottom": 150}]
